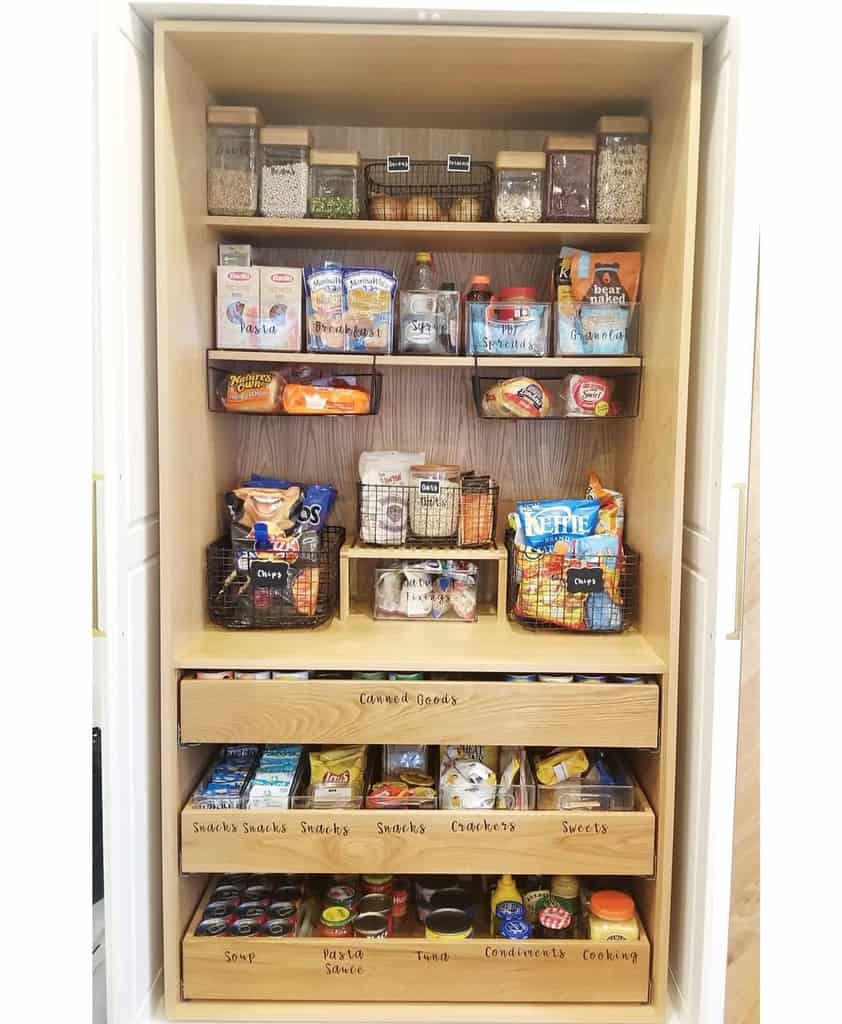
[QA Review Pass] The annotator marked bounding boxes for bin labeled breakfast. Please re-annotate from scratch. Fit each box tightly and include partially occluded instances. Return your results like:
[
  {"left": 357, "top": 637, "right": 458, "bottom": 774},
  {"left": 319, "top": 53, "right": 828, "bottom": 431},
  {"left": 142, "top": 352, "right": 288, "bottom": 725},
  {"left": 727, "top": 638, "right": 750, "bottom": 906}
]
[{"left": 182, "top": 871, "right": 651, "bottom": 1002}]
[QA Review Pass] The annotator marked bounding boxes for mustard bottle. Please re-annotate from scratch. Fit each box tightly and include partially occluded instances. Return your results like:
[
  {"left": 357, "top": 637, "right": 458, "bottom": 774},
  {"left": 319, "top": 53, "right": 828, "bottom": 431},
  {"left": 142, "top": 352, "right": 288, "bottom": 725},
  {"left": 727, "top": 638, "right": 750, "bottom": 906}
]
[{"left": 490, "top": 874, "right": 523, "bottom": 936}]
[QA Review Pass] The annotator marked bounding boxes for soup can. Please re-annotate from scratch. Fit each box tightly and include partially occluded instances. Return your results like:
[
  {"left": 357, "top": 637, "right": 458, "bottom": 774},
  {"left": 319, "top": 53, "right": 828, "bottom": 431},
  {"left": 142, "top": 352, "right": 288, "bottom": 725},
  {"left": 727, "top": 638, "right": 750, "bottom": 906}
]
[
  {"left": 196, "top": 917, "right": 230, "bottom": 936},
  {"left": 274, "top": 885, "right": 302, "bottom": 906},
  {"left": 238, "top": 900, "right": 271, "bottom": 918},
  {"left": 204, "top": 899, "right": 239, "bottom": 920},
  {"left": 211, "top": 884, "right": 241, "bottom": 902},
  {"left": 425, "top": 908, "right": 473, "bottom": 940},
  {"left": 261, "top": 915, "right": 296, "bottom": 937},
  {"left": 353, "top": 911, "right": 389, "bottom": 938},
  {"left": 228, "top": 916, "right": 265, "bottom": 936},
  {"left": 244, "top": 884, "right": 273, "bottom": 902}
]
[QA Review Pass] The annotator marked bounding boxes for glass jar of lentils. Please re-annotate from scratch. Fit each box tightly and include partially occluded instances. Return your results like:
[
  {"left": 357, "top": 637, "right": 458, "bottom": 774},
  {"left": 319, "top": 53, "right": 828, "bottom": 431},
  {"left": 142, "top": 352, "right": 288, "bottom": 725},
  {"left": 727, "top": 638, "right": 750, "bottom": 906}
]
[
  {"left": 595, "top": 116, "right": 650, "bottom": 224},
  {"left": 259, "top": 127, "right": 311, "bottom": 218},
  {"left": 308, "top": 150, "right": 361, "bottom": 219},
  {"left": 206, "top": 106, "right": 262, "bottom": 216},
  {"left": 543, "top": 133, "right": 596, "bottom": 223}
]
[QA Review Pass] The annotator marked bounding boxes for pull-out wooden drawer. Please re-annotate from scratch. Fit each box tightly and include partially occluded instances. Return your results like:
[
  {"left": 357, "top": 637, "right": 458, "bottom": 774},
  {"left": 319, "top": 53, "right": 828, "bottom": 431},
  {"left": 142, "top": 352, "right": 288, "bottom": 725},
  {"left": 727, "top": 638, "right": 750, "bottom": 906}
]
[
  {"left": 180, "top": 677, "right": 660, "bottom": 749},
  {"left": 181, "top": 784, "right": 655, "bottom": 876},
  {"left": 182, "top": 888, "right": 651, "bottom": 1003}
]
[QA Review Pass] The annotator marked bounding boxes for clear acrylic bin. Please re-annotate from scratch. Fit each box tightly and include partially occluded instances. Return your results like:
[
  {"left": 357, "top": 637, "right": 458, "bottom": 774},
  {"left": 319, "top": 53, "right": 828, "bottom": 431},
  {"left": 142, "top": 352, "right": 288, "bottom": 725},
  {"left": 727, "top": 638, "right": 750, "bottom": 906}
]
[
  {"left": 373, "top": 560, "right": 479, "bottom": 623},
  {"left": 467, "top": 301, "right": 550, "bottom": 356},
  {"left": 398, "top": 290, "right": 461, "bottom": 355},
  {"left": 555, "top": 300, "right": 641, "bottom": 356},
  {"left": 535, "top": 756, "right": 635, "bottom": 811}
]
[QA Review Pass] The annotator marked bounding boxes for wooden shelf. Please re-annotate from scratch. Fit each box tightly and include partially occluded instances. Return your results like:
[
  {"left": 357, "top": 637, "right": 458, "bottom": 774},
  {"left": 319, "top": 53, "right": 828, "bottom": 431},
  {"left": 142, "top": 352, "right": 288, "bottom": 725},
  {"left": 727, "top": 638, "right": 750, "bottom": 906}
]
[
  {"left": 208, "top": 349, "right": 643, "bottom": 370},
  {"left": 180, "top": 676, "right": 660, "bottom": 747},
  {"left": 174, "top": 618, "right": 666, "bottom": 675},
  {"left": 180, "top": 786, "right": 655, "bottom": 876},
  {"left": 203, "top": 216, "right": 650, "bottom": 253},
  {"left": 342, "top": 541, "right": 505, "bottom": 561},
  {"left": 183, "top": 879, "right": 651, "bottom": 1004}
]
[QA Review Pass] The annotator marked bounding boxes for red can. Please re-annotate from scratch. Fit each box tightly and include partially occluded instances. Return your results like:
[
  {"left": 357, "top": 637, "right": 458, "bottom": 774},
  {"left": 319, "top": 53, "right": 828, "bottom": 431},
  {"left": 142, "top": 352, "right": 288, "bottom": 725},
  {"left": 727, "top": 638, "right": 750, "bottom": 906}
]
[
  {"left": 391, "top": 878, "right": 410, "bottom": 921},
  {"left": 361, "top": 874, "right": 393, "bottom": 896}
]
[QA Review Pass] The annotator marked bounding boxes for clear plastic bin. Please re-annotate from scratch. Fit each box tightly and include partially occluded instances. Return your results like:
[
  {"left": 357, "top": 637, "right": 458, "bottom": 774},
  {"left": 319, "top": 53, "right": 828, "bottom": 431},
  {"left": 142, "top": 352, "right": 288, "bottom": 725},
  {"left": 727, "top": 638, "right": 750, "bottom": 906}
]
[
  {"left": 467, "top": 301, "right": 550, "bottom": 357},
  {"left": 398, "top": 290, "right": 461, "bottom": 355},
  {"left": 373, "top": 560, "right": 479, "bottom": 623}
]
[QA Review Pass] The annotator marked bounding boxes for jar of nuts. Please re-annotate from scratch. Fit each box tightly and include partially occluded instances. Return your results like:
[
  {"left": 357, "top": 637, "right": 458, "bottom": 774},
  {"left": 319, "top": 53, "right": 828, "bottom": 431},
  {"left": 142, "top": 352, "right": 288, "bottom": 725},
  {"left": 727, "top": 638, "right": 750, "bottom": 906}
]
[
  {"left": 207, "top": 106, "right": 262, "bottom": 216},
  {"left": 308, "top": 150, "right": 361, "bottom": 219},
  {"left": 494, "top": 152, "right": 544, "bottom": 223},
  {"left": 259, "top": 127, "right": 310, "bottom": 218},
  {"left": 544, "top": 133, "right": 596, "bottom": 223},
  {"left": 595, "top": 117, "right": 650, "bottom": 224}
]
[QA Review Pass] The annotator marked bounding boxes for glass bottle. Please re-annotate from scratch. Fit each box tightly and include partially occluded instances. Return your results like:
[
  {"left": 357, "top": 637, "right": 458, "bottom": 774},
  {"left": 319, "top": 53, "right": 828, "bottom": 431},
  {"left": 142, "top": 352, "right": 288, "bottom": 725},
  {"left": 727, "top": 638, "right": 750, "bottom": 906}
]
[
  {"left": 207, "top": 106, "right": 262, "bottom": 216},
  {"left": 465, "top": 274, "right": 493, "bottom": 354},
  {"left": 400, "top": 253, "right": 438, "bottom": 353}
]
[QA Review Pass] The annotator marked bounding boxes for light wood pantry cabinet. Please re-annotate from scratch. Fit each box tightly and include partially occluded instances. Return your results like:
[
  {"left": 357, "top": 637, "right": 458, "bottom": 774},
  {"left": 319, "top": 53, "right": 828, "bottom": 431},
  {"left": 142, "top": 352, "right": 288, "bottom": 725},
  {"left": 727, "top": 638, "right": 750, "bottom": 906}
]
[{"left": 155, "top": 20, "right": 701, "bottom": 1024}]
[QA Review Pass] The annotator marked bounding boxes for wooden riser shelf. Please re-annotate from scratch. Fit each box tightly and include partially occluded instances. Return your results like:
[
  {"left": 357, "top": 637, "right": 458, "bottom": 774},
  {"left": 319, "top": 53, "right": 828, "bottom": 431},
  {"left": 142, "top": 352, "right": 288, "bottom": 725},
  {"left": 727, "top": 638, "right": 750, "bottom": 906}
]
[
  {"left": 180, "top": 788, "right": 655, "bottom": 876},
  {"left": 180, "top": 677, "right": 660, "bottom": 748},
  {"left": 209, "top": 349, "right": 643, "bottom": 370}
]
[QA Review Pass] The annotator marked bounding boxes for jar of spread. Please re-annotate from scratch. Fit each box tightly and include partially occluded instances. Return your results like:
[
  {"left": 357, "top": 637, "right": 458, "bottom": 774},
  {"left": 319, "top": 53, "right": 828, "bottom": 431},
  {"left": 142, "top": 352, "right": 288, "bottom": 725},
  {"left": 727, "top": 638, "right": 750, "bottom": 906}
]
[
  {"left": 425, "top": 908, "right": 473, "bottom": 940},
  {"left": 409, "top": 465, "right": 461, "bottom": 538},
  {"left": 537, "top": 905, "right": 573, "bottom": 940},
  {"left": 589, "top": 890, "right": 639, "bottom": 941},
  {"left": 353, "top": 911, "right": 390, "bottom": 938},
  {"left": 317, "top": 905, "right": 354, "bottom": 938}
]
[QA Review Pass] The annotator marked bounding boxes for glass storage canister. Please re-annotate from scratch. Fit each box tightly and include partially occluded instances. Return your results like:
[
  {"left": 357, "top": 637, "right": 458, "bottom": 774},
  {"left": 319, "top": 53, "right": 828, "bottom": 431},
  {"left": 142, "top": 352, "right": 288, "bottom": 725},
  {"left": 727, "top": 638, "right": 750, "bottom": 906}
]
[
  {"left": 207, "top": 106, "right": 262, "bottom": 216},
  {"left": 543, "top": 133, "right": 597, "bottom": 223},
  {"left": 308, "top": 150, "right": 361, "bottom": 219},
  {"left": 494, "top": 151, "right": 544, "bottom": 223},
  {"left": 595, "top": 116, "right": 650, "bottom": 224},
  {"left": 259, "top": 126, "right": 310, "bottom": 218},
  {"left": 409, "top": 464, "right": 461, "bottom": 538}
]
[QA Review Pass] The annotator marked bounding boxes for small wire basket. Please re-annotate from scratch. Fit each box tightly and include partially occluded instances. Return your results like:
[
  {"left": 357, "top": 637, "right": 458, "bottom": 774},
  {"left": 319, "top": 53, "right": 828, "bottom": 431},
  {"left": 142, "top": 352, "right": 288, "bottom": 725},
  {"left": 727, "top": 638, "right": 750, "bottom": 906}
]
[
  {"left": 207, "top": 526, "right": 344, "bottom": 629},
  {"left": 357, "top": 481, "right": 499, "bottom": 548},
  {"left": 506, "top": 529, "right": 639, "bottom": 633},
  {"left": 364, "top": 161, "right": 493, "bottom": 222}
]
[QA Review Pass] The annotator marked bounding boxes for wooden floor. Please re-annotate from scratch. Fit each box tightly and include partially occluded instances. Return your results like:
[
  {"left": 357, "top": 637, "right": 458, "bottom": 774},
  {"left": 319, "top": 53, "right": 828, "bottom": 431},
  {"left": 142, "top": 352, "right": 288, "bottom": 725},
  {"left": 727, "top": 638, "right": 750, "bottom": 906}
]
[{"left": 724, "top": 351, "right": 759, "bottom": 1024}]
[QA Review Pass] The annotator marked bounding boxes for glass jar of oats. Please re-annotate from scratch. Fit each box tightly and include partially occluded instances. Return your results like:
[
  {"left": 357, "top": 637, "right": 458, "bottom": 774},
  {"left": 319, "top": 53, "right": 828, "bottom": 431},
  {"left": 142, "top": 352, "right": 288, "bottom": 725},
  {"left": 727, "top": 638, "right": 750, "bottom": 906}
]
[
  {"left": 207, "top": 106, "right": 262, "bottom": 216},
  {"left": 595, "top": 117, "right": 650, "bottom": 224}
]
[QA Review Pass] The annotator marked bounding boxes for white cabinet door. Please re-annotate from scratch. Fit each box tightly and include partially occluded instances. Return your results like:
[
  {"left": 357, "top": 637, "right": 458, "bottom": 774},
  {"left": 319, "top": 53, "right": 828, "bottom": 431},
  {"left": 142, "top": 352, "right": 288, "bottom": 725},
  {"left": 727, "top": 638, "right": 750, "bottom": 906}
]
[{"left": 670, "top": 18, "right": 758, "bottom": 1024}]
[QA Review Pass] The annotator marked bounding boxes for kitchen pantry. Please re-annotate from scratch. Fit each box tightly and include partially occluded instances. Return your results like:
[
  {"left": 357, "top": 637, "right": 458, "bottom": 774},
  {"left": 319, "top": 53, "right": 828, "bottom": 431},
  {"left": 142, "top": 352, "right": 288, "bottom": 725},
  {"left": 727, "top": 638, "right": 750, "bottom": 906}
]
[{"left": 155, "top": 19, "right": 701, "bottom": 1024}]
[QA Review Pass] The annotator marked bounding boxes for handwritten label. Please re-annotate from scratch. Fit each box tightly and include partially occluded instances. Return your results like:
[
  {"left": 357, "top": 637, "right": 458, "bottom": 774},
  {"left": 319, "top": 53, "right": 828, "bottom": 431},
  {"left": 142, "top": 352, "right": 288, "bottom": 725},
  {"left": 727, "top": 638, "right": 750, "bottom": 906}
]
[
  {"left": 386, "top": 154, "right": 410, "bottom": 173},
  {"left": 376, "top": 819, "right": 426, "bottom": 835},
  {"left": 450, "top": 818, "right": 517, "bottom": 834},
  {"left": 224, "top": 950, "right": 256, "bottom": 964},
  {"left": 249, "top": 561, "right": 290, "bottom": 587},
  {"left": 359, "top": 690, "right": 458, "bottom": 707},
  {"left": 582, "top": 947, "right": 639, "bottom": 965},
  {"left": 484, "top": 945, "right": 566, "bottom": 960},
  {"left": 323, "top": 948, "right": 365, "bottom": 976},
  {"left": 447, "top": 154, "right": 472, "bottom": 173},
  {"left": 416, "top": 950, "right": 450, "bottom": 962},
  {"left": 191, "top": 819, "right": 289, "bottom": 835},
  {"left": 300, "top": 820, "right": 350, "bottom": 837},
  {"left": 560, "top": 819, "right": 608, "bottom": 835},
  {"left": 566, "top": 567, "right": 604, "bottom": 594}
]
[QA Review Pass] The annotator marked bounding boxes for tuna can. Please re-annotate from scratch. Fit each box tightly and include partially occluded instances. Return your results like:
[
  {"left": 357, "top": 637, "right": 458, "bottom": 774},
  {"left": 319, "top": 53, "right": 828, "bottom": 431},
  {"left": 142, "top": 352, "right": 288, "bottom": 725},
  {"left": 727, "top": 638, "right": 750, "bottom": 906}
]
[
  {"left": 317, "top": 905, "right": 354, "bottom": 938},
  {"left": 500, "top": 917, "right": 533, "bottom": 940},
  {"left": 227, "top": 916, "right": 265, "bottom": 936},
  {"left": 353, "top": 911, "right": 389, "bottom": 938},
  {"left": 196, "top": 917, "right": 230, "bottom": 936},
  {"left": 416, "top": 875, "right": 460, "bottom": 904},
  {"left": 425, "top": 908, "right": 473, "bottom": 940}
]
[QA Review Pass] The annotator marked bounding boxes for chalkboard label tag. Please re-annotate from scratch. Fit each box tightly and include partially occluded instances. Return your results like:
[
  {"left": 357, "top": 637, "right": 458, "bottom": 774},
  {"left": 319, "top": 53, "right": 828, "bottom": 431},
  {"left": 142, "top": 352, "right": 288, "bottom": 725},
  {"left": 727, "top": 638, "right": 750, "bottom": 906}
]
[
  {"left": 387, "top": 155, "right": 411, "bottom": 173},
  {"left": 447, "top": 154, "right": 472, "bottom": 173},
  {"left": 566, "top": 567, "right": 604, "bottom": 594},
  {"left": 249, "top": 560, "right": 290, "bottom": 586}
]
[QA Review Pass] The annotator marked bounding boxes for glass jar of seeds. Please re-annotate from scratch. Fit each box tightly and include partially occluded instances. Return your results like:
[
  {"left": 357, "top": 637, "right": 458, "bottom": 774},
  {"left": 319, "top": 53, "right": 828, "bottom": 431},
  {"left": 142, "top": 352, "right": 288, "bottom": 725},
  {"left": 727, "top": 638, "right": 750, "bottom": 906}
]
[
  {"left": 543, "top": 133, "right": 597, "bottom": 223},
  {"left": 207, "top": 106, "right": 262, "bottom": 216},
  {"left": 308, "top": 150, "right": 361, "bottom": 219},
  {"left": 595, "top": 117, "right": 650, "bottom": 224},
  {"left": 494, "top": 151, "right": 544, "bottom": 223},
  {"left": 259, "top": 127, "right": 311, "bottom": 218}
]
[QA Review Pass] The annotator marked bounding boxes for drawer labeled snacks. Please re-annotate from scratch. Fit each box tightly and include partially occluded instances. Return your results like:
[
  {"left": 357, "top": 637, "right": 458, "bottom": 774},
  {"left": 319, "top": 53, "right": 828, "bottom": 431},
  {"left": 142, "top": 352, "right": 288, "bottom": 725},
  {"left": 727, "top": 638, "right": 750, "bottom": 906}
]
[
  {"left": 357, "top": 452, "right": 499, "bottom": 548},
  {"left": 183, "top": 874, "right": 651, "bottom": 1003},
  {"left": 179, "top": 675, "right": 661, "bottom": 748},
  {"left": 364, "top": 160, "right": 493, "bottom": 223},
  {"left": 475, "top": 370, "right": 640, "bottom": 419},
  {"left": 181, "top": 745, "right": 656, "bottom": 875},
  {"left": 209, "top": 364, "right": 382, "bottom": 416},
  {"left": 374, "top": 560, "right": 479, "bottom": 622}
]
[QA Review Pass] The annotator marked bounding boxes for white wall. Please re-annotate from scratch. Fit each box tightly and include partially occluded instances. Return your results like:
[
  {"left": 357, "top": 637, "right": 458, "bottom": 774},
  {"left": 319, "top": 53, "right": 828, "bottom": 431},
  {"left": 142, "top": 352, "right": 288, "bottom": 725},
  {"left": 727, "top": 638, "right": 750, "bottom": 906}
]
[{"left": 96, "top": 3, "right": 162, "bottom": 1021}]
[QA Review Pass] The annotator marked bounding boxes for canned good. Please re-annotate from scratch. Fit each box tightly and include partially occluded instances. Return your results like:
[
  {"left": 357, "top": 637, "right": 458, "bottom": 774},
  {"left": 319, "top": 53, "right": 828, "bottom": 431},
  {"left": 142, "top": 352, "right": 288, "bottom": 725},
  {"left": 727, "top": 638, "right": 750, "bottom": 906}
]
[
  {"left": 238, "top": 901, "right": 270, "bottom": 918},
  {"left": 358, "top": 892, "right": 394, "bottom": 934},
  {"left": 317, "top": 905, "right": 354, "bottom": 938},
  {"left": 615, "top": 675, "right": 646, "bottom": 684},
  {"left": 425, "top": 908, "right": 473, "bottom": 940},
  {"left": 228, "top": 916, "right": 265, "bottom": 936},
  {"left": 416, "top": 875, "right": 460, "bottom": 904},
  {"left": 504, "top": 673, "right": 538, "bottom": 682},
  {"left": 211, "top": 884, "right": 241, "bottom": 902},
  {"left": 362, "top": 874, "right": 393, "bottom": 896},
  {"left": 196, "top": 917, "right": 230, "bottom": 936},
  {"left": 391, "top": 877, "right": 410, "bottom": 919},
  {"left": 267, "top": 902, "right": 298, "bottom": 926},
  {"left": 325, "top": 884, "right": 357, "bottom": 911},
  {"left": 501, "top": 917, "right": 533, "bottom": 940},
  {"left": 572, "top": 674, "right": 608, "bottom": 683},
  {"left": 353, "top": 911, "right": 390, "bottom": 938},
  {"left": 537, "top": 674, "right": 574, "bottom": 683},
  {"left": 274, "top": 885, "right": 301, "bottom": 906},
  {"left": 495, "top": 901, "right": 525, "bottom": 935},
  {"left": 430, "top": 889, "right": 475, "bottom": 920},
  {"left": 244, "top": 884, "right": 273, "bottom": 902},
  {"left": 204, "top": 899, "right": 239, "bottom": 920},
  {"left": 537, "top": 905, "right": 573, "bottom": 939},
  {"left": 261, "top": 915, "right": 296, "bottom": 937},
  {"left": 219, "top": 873, "right": 251, "bottom": 887}
]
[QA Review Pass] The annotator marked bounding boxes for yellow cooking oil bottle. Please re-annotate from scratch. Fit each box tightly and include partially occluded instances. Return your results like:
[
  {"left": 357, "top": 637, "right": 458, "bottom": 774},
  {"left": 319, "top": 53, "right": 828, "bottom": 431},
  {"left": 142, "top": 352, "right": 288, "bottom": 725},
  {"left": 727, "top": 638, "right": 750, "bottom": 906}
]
[{"left": 490, "top": 874, "right": 523, "bottom": 936}]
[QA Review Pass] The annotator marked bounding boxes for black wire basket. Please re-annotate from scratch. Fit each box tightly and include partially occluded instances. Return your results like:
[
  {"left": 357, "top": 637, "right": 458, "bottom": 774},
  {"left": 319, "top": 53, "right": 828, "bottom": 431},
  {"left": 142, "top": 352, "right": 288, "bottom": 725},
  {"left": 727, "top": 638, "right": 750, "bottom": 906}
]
[
  {"left": 364, "top": 161, "right": 494, "bottom": 222},
  {"left": 357, "top": 481, "right": 499, "bottom": 548},
  {"left": 506, "top": 529, "right": 639, "bottom": 633},
  {"left": 207, "top": 526, "right": 345, "bottom": 629}
]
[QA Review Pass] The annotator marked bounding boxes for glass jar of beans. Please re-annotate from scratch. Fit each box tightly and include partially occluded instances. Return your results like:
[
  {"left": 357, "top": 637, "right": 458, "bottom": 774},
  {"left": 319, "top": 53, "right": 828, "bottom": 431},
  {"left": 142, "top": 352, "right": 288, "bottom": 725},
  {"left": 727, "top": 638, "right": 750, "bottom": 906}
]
[
  {"left": 543, "top": 133, "right": 597, "bottom": 223},
  {"left": 259, "top": 127, "right": 311, "bottom": 218},
  {"left": 595, "top": 117, "right": 650, "bottom": 224},
  {"left": 206, "top": 106, "right": 262, "bottom": 216}
]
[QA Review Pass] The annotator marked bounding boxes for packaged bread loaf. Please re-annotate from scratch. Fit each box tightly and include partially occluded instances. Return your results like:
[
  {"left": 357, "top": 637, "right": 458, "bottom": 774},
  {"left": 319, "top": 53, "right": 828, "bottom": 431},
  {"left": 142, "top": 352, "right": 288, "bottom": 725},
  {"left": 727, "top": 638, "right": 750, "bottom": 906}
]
[
  {"left": 482, "top": 377, "right": 552, "bottom": 418},
  {"left": 219, "top": 371, "right": 285, "bottom": 413}
]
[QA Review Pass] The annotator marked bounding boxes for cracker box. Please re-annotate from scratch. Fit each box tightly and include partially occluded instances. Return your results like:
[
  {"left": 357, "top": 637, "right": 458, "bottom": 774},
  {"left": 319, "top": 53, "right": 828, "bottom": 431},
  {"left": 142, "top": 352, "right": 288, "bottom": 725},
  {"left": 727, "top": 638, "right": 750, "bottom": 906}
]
[
  {"left": 259, "top": 267, "right": 303, "bottom": 351},
  {"left": 216, "top": 266, "right": 260, "bottom": 349}
]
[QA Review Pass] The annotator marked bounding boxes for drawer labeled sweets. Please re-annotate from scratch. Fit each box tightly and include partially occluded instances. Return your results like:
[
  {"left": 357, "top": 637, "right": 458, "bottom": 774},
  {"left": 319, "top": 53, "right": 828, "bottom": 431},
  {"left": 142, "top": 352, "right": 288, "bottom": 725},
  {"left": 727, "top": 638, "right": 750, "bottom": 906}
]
[
  {"left": 182, "top": 872, "right": 651, "bottom": 1002},
  {"left": 181, "top": 744, "right": 656, "bottom": 875}
]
